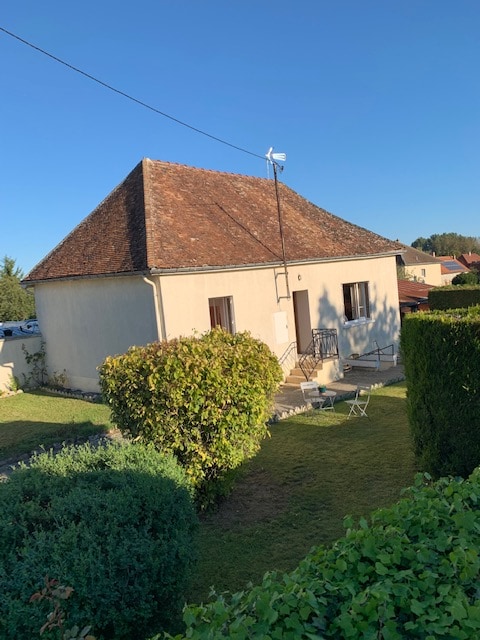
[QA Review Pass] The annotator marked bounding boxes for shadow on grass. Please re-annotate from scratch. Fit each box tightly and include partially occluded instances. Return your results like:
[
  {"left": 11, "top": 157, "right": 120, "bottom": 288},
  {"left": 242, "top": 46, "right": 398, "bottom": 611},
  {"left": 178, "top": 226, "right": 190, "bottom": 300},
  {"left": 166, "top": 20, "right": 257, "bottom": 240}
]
[
  {"left": 0, "top": 390, "right": 113, "bottom": 461},
  {"left": 190, "top": 382, "right": 418, "bottom": 602},
  {"left": 0, "top": 420, "right": 111, "bottom": 461}
]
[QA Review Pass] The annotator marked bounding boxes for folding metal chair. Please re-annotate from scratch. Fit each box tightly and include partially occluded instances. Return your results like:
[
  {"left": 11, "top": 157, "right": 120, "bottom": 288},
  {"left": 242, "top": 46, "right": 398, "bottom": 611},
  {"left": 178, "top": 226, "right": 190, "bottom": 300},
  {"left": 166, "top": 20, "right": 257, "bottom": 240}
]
[
  {"left": 345, "top": 384, "right": 371, "bottom": 418},
  {"left": 300, "top": 381, "right": 326, "bottom": 410}
]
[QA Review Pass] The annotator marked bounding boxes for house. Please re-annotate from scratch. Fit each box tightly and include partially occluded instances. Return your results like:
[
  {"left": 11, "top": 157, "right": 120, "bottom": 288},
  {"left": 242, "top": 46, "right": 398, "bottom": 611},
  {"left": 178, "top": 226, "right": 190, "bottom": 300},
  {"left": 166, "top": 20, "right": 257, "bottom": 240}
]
[
  {"left": 397, "top": 279, "right": 434, "bottom": 323},
  {"left": 457, "top": 252, "right": 480, "bottom": 272},
  {"left": 437, "top": 256, "right": 471, "bottom": 284},
  {"left": 395, "top": 244, "right": 442, "bottom": 286},
  {"left": 23, "top": 158, "right": 402, "bottom": 392}
]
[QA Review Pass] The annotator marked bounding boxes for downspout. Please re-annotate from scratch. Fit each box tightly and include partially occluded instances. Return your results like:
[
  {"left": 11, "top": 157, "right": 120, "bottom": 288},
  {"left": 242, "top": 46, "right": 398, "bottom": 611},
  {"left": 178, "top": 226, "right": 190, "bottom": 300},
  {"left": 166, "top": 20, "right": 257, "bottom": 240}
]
[{"left": 142, "top": 275, "right": 167, "bottom": 341}]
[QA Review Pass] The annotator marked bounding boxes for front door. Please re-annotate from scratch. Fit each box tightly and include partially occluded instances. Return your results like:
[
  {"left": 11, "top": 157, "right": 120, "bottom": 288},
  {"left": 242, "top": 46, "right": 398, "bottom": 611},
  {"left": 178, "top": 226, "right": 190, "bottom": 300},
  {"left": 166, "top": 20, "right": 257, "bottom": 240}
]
[{"left": 293, "top": 290, "right": 312, "bottom": 353}]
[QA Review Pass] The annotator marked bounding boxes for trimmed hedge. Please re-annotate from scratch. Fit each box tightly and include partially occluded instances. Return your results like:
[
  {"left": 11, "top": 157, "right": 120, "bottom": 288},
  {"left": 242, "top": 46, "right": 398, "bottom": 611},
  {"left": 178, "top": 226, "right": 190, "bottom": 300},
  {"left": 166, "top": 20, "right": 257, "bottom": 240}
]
[
  {"left": 429, "top": 285, "right": 480, "bottom": 310},
  {"left": 174, "top": 471, "right": 480, "bottom": 639},
  {"left": 400, "top": 306, "right": 480, "bottom": 477},
  {"left": 99, "top": 329, "right": 283, "bottom": 500},
  {"left": 0, "top": 442, "right": 197, "bottom": 640}
]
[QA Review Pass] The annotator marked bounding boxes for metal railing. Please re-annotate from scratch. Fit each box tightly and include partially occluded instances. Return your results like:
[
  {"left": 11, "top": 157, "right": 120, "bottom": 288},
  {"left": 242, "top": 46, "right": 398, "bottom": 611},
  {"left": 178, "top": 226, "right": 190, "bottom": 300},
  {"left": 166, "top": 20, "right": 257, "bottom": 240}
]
[{"left": 298, "top": 328, "right": 339, "bottom": 380}]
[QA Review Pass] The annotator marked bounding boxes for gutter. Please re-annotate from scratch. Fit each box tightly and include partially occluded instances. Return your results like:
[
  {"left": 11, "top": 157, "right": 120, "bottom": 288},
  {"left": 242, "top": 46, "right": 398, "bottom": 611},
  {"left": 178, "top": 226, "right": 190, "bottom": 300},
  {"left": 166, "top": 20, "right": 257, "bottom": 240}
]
[
  {"left": 22, "top": 251, "right": 401, "bottom": 285},
  {"left": 142, "top": 275, "right": 167, "bottom": 341}
]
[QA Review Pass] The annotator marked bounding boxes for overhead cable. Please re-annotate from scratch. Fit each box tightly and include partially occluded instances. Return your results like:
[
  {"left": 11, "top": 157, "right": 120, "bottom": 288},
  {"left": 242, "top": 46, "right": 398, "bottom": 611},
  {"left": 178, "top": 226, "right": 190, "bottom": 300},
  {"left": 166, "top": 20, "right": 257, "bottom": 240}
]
[{"left": 0, "top": 26, "right": 265, "bottom": 161}]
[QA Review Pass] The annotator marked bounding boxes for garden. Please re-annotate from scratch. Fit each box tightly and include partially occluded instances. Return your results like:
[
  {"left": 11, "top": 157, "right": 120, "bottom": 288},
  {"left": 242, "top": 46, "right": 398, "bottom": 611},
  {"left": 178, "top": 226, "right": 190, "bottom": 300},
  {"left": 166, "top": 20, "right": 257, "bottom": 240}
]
[{"left": 1, "top": 307, "right": 480, "bottom": 638}]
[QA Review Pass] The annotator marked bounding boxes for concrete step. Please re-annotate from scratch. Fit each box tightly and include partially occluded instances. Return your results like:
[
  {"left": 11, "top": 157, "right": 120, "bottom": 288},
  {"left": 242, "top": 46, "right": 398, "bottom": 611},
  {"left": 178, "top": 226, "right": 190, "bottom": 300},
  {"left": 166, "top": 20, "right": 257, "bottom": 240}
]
[{"left": 286, "top": 362, "right": 323, "bottom": 387}]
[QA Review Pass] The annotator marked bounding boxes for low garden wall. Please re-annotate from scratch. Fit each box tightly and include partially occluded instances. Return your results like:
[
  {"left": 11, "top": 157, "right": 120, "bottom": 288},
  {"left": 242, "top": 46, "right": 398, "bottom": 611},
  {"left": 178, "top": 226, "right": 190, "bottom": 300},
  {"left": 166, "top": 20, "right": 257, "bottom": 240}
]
[{"left": 0, "top": 334, "right": 43, "bottom": 393}]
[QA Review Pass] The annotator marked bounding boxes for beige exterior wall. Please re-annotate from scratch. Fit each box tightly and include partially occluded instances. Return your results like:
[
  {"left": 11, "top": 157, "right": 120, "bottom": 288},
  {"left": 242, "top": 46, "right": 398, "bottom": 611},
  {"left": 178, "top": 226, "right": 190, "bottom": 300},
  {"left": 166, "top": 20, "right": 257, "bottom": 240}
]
[
  {"left": 405, "top": 262, "right": 442, "bottom": 286},
  {"left": 33, "top": 255, "right": 401, "bottom": 392},
  {"left": 34, "top": 277, "right": 158, "bottom": 392},
  {"left": 0, "top": 334, "right": 43, "bottom": 392},
  {"left": 159, "top": 255, "right": 400, "bottom": 360}
]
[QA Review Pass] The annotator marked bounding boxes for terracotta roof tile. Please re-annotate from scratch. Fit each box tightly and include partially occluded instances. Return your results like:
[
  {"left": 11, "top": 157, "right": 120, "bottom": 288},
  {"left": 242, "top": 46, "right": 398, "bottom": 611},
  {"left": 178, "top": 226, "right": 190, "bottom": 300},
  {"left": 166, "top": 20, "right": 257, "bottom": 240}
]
[
  {"left": 437, "top": 256, "right": 470, "bottom": 274},
  {"left": 25, "top": 158, "right": 401, "bottom": 282},
  {"left": 458, "top": 252, "right": 480, "bottom": 268},
  {"left": 397, "top": 279, "right": 433, "bottom": 303},
  {"left": 397, "top": 245, "right": 441, "bottom": 265}
]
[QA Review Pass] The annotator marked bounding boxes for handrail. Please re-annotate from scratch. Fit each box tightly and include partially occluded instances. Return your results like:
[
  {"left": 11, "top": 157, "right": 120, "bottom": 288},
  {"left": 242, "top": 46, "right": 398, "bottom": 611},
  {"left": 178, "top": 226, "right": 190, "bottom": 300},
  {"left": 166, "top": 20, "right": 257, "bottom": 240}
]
[
  {"left": 278, "top": 341, "right": 297, "bottom": 367},
  {"left": 357, "top": 343, "right": 395, "bottom": 359},
  {"left": 298, "top": 329, "right": 339, "bottom": 380}
]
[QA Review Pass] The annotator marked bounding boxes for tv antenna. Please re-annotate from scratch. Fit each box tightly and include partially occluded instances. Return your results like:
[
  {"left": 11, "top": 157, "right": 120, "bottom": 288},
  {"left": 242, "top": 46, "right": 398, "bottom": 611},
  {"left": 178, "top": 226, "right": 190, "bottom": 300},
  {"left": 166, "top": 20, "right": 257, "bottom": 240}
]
[{"left": 266, "top": 147, "right": 290, "bottom": 300}]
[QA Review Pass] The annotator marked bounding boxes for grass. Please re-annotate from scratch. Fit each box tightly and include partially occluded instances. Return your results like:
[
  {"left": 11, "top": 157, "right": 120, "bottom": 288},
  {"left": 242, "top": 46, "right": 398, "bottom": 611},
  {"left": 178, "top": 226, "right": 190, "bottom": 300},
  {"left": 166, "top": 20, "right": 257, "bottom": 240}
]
[
  {"left": 189, "top": 382, "right": 417, "bottom": 603},
  {"left": 0, "top": 390, "right": 112, "bottom": 460},
  {"left": 0, "top": 383, "right": 417, "bottom": 609}
]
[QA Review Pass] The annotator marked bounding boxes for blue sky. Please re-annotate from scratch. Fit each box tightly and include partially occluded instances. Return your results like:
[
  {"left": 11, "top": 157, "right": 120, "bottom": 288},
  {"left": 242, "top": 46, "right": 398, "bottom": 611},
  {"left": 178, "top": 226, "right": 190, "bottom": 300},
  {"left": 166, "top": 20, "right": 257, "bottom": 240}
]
[{"left": 1, "top": 1, "right": 479, "bottom": 274}]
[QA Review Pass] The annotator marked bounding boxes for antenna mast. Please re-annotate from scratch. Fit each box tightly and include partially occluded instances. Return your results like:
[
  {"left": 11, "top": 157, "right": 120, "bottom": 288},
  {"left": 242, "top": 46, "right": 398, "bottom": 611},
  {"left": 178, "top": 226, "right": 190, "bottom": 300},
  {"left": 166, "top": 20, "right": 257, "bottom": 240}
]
[{"left": 266, "top": 147, "right": 290, "bottom": 300}]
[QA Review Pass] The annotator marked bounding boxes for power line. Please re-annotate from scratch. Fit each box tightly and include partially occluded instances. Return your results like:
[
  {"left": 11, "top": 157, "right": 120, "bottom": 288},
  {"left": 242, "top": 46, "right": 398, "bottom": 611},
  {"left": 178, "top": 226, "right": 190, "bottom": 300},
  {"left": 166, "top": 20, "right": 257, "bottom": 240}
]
[{"left": 0, "top": 26, "right": 266, "bottom": 161}]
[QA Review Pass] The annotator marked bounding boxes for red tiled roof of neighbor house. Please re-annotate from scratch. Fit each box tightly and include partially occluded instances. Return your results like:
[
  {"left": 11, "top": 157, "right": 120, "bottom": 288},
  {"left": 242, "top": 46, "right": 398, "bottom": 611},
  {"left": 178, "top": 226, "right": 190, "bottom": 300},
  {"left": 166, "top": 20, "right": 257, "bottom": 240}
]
[
  {"left": 397, "top": 279, "right": 433, "bottom": 304},
  {"left": 457, "top": 252, "right": 480, "bottom": 269},
  {"left": 437, "top": 256, "right": 470, "bottom": 275},
  {"left": 24, "top": 159, "right": 402, "bottom": 282}
]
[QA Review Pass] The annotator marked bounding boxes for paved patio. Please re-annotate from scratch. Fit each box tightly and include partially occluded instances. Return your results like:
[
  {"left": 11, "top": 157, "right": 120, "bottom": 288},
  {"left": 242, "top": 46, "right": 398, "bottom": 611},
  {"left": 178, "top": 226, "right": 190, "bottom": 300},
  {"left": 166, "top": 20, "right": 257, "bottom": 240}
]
[{"left": 273, "top": 363, "right": 405, "bottom": 420}]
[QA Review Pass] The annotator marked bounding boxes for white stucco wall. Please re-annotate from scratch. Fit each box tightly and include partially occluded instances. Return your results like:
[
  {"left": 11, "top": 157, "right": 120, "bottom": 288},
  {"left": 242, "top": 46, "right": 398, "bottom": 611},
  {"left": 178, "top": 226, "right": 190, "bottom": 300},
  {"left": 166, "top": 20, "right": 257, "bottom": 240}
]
[
  {"left": 157, "top": 255, "right": 400, "bottom": 362},
  {"left": 34, "top": 276, "right": 158, "bottom": 391},
  {"left": 0, "top": 334, "right": 43, "bottom": 392},
  {"left": 33, "top": 255, "right": 401, "bottom": 392},
  {"left": 406, "top": 262, "right": 442, "bottom": 286}
]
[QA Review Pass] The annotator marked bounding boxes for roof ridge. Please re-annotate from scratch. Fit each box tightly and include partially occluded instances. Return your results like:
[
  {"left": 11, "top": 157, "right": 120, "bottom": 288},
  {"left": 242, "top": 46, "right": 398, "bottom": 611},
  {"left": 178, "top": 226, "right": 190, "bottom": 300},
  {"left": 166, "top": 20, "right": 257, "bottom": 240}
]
[{"left": 144, "top": 157, "right": 273, "bottom": 183}]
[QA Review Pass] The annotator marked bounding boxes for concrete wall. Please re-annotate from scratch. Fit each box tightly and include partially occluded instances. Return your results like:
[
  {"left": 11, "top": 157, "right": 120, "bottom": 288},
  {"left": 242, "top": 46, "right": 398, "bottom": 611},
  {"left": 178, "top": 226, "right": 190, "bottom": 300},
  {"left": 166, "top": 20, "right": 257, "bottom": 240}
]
[
  {"left": 32, "top": 255, "right": 401, "bottom": 392},
  {"left": 0, "top": 334, "right": 43, "bottom": 392}
]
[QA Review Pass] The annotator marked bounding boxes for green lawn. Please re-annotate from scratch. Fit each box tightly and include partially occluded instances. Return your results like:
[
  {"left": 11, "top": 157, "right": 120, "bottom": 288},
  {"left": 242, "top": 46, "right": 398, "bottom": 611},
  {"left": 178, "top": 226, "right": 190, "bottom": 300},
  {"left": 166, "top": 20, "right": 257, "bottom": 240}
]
[
  {"left": 0, "top": 390, "right": 112, "bottom": 460},
  {"left": 189, "top": 382, "right": 417, "bottom": 603},
  {"left": 0, "top": 383, "right": 417, "bottom": 609}
]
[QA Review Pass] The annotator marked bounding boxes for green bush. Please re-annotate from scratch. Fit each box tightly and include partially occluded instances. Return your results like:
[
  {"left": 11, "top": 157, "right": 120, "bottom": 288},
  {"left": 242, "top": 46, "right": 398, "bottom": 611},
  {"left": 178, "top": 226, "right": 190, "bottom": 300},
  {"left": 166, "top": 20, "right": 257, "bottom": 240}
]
[
  {"left": 175, "top": 471, "right": 480, "bottom": 639},
  {"left": 400, "top": 306, "right": 480, "bottom": 477},
  {"left": 452, "top": 271, "right": 480, "bottom": 286},
  {"left": 429, "top": 285, "right": 480, "bottom": 310},
  {"left": 99, "top": 329, "right": 283, "bottom": 500},
  {"left": 0, "top": 442, "right": 197, "bottom": 640}
]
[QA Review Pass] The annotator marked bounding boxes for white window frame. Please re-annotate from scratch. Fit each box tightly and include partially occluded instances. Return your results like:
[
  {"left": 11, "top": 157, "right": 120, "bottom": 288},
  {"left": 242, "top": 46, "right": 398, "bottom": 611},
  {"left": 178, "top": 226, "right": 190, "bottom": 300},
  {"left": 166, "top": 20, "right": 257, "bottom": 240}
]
[
  {"left": 343, "top": 281, "right": 371, "bottom": 325},
  {"left": 209, "top": 296, "right": 236, "bottom": 334}
]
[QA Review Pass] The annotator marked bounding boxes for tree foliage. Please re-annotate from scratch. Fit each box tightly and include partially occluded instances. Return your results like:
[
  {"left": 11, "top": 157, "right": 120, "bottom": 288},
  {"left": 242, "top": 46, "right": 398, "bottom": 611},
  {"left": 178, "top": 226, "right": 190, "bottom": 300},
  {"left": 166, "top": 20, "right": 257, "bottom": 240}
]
[
  {"left": 0, "top": 256, "right": 35, "bottom": 322},
  {"left": 452, "top": 271, "right": 480, "bottom": 285},
  {"left": 411, "top": 232, "right": 480, "bottom": 257}
]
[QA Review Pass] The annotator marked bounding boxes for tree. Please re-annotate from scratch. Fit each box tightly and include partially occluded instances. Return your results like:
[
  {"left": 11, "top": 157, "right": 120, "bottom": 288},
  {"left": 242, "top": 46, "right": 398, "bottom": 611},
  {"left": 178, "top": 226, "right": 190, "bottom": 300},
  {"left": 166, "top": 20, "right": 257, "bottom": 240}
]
[
  {"left": 411, "top": 233, "right": 480, "bottom": 257},
  {"left": 0, "top": 256, "right": 24, "bottom": 279},
  {"left": 0, "top": 256, "right": 35, "bottom": 322},
  {"left": 452, "top": 271, "right": 480, "bottom": 285}
]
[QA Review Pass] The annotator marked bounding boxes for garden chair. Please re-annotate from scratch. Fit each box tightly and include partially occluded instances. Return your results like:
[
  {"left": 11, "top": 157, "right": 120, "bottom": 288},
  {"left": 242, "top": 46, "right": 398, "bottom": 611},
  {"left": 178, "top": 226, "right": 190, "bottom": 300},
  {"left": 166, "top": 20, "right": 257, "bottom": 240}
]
[
  {"left": 300, "top": 381, "right": 326, "bottom": 410},
  {"left": 345, "top": 384, "right": 372, "bottom": 418}
]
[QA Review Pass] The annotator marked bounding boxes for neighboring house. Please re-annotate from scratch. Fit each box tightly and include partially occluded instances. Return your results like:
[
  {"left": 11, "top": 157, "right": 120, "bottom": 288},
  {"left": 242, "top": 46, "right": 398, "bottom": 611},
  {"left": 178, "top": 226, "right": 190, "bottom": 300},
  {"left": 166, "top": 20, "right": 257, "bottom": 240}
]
[
  {"left": 397, "top": 279, "right": 434, "bottom": 323},
  {"left": 437, "top": 256, "right": 470, "bottom": 284},
  {"left": 457, "top": 252, "right": 480, "bottom": 272},
  {"left": 396, "top": 244, "right": 442, "bottom": 286},
  {"left": 23, "top": 158, "right": 402, "bottom": 392}
]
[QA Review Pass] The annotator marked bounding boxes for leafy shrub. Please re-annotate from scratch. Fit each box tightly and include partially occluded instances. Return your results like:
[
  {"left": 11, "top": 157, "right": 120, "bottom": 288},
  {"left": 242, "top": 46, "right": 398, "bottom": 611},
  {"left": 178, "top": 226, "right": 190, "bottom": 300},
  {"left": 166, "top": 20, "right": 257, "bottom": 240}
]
[
  {"left": 99, "top": 329, "right": 283, "bottom": 500},
  {"left": 175, "top": 471, "right": 480, "bottom": 639},
  {"left": 400, "top": 306, "right": 480, "bottom": 477},
  {"left": 429, "top": 285, "right": 480, "bottom": 310},
  {"left": 0, "top": 442, "right": 197, "bottom": 640},
  {"left": 452, "top": 271, "right": 480, "bottom": 286}
]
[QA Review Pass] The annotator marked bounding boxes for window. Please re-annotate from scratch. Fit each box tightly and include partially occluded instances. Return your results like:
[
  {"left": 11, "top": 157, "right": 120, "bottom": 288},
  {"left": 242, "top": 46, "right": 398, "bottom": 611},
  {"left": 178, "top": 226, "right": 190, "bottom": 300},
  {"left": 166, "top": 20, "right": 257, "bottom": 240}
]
[
  {"left": 209, "top": 296, "right": 235, "bottom": 334},
  {"left": 343, "top": 282, "right": 370, "bottom": 322}
]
